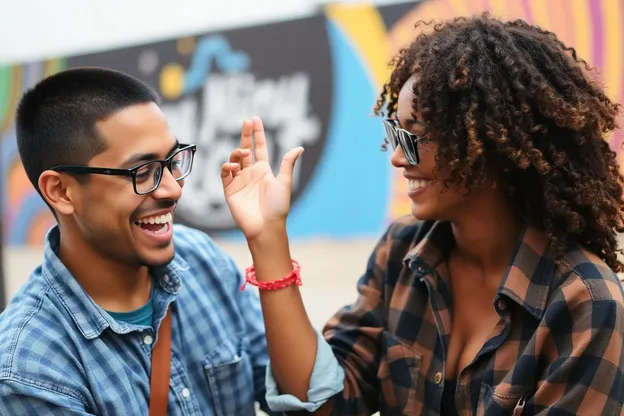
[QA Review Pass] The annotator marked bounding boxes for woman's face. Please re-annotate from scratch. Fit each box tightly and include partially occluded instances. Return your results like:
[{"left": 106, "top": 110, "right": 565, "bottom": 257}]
[{"left": 391, "top": 75, "right": 488, "bottom": 222}]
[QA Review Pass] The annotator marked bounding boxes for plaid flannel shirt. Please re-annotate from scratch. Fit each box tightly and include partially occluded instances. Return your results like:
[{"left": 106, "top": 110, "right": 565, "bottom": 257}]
[
  {"left": 0, "top": 225, "right": 279, "bottom": 416},
  {"left": 323, "top": 216, "right": 624, "bottom": 415}
]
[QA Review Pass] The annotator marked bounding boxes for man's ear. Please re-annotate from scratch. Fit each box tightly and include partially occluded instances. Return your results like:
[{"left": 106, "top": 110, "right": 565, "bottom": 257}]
[{"left": 38, "top": 171, "right": 76, "bottom": 216}]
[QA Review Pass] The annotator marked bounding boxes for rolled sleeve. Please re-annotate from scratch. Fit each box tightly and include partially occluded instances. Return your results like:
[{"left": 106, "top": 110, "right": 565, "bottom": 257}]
[{"left": 265, "top": 329, "right": 345, "bottom": 412}]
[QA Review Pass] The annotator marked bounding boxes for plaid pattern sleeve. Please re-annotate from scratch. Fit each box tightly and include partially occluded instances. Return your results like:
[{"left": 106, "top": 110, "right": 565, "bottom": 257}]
[
  {"left": 0, "top": 379, "right": 93, "bottom": 415},
  {"left": 519, "top": 253, "right": 624, "bottom": 414},
  {"left": 321, "top": 216, "right": 624, "bottom": 415},
  {"left": 322, "top": 217, "right": 430, "bottom": 415}
]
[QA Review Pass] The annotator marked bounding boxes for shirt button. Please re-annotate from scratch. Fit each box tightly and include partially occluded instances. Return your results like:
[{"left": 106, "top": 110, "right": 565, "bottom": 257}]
[
  {"left": 498, "top": 300, "right": 507, "bottom": 310},
  {"left": 182, "top": 388, "right": 191, "bottom": 398},
  {"left": 163, "top": 274, "right": 170, "bottom": 284},
  {"left": 143, "top": 335, "right": 154, "bottom": 345},
  {"left": 434, "top": 372, "right": 443, "bottom": 384}
]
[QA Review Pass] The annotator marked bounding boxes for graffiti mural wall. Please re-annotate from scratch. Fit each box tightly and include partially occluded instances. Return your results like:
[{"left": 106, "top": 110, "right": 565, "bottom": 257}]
[{"left": 1, "top": 0, "right": 623, "bottom": 247}]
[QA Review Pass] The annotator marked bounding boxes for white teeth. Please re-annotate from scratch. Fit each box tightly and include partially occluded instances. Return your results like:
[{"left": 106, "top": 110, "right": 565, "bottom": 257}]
[
  {"left": 154, "top": 223, "right": 168, "bottom": 234},
  {"left": 135, "top": 212, "right": 173, "bottom": 225},
  {"left": 408, "top": 179, "right": 430, "bottom": 191}
]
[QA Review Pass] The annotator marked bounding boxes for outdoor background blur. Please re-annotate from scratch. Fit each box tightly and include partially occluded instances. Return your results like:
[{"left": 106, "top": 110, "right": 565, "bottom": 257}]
[{"left": 2, "top": 0, "right": 624, "bottom": 332}]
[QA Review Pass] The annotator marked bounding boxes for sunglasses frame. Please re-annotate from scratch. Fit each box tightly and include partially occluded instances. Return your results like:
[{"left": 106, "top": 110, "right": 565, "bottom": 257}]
[{"left": 383, "top": 119, "right": 428, "bottom": 165}]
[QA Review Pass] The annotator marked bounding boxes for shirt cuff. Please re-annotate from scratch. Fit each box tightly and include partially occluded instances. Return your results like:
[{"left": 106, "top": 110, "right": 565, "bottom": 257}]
[{"left": 265, "top": 329, "right": 345, "bottom": 412}]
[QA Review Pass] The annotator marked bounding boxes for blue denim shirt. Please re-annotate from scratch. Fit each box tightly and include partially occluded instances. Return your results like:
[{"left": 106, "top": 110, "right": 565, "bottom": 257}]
[{"left": 0, "top": 225, "right": 279, "bottom": 416}]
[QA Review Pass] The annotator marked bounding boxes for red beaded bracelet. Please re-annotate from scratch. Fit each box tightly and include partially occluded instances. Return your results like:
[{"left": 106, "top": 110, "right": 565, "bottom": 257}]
[{"left": 240, "top": 260, "right": 302, "bottom": 291}]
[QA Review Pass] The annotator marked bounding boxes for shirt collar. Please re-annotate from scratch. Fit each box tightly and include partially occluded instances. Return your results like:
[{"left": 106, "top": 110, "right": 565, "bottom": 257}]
[
  {"left": 403, "top": 221, "right": 555, "bottom": 320},
  {"left": 41, "top": 225, "right": 190, "bottom": 339}
]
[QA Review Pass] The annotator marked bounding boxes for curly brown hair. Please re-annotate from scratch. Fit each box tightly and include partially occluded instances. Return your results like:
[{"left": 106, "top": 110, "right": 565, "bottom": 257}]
[{"left": 374, "top": 12, "right": 624, "bottom": 272}]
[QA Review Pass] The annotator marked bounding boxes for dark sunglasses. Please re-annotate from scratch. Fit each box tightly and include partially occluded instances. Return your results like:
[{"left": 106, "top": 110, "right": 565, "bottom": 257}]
[
  {"left": 50, "top": 144, "right": 197, "bottom": 195},
  {"left": 382, "top": 119, "right": 429, "bottom": 165}
]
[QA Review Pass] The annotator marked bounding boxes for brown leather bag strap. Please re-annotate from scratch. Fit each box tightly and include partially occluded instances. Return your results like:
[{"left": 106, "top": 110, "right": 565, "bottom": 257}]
[{"left": 149, "top": 306, "right": 172, "bottom": 416}]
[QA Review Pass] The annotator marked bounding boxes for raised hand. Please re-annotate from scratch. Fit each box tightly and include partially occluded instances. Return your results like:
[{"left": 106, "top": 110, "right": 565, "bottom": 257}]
[{"left": 221, "top": 117, "right": 304, "bottom": 241}]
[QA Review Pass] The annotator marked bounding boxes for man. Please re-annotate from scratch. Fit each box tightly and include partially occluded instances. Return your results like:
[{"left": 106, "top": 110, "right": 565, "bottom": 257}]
[
  {"left": 222, "top": 13, "right": 624, "bottom": 416},
  {"left": 0, "top": 67, "right": 278, "bottom": 415}
]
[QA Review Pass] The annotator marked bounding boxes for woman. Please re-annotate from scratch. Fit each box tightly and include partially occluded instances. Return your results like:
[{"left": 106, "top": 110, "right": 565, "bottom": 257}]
[{"left": 221, "top": 13, "right": 624, "bottom": 415}]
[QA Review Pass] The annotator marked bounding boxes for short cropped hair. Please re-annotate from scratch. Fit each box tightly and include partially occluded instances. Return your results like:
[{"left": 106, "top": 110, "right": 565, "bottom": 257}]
[{"left": 15, "top": 67, "right": 161, "bottom": 198}]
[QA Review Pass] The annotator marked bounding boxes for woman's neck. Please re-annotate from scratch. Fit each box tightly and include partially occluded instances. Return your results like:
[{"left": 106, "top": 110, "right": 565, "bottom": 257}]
[{"left": 450, "top": 192, "right": 523, "bottom": 274}]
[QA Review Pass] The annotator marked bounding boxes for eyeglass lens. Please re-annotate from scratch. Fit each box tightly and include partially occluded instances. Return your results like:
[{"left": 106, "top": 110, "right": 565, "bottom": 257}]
[{"left": 134, "top": 148, "right": 194, "bottom": 194}]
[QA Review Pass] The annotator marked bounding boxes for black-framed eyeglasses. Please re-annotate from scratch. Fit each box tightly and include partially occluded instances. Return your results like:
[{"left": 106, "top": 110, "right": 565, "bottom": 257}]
[
  {"left": 382, "top": 119, "right": 428, "bottom": 165},
  {"left": 50, "top": 144, "right": 197, "bottom": 195}
]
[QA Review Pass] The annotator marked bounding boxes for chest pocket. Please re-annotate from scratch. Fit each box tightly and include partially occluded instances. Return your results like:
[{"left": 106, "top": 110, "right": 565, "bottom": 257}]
[
  {"left": 377, "top": 332, "right": 422, "bottom": 415},
  {"left": 203, "top": 335, "right": 255, "bottom": 416},
  {"left": 477, "top": 383, "right": 526, "bottom": 416}
]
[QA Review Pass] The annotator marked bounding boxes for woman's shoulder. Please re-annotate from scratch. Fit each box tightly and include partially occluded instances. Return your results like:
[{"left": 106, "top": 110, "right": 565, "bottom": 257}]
[
  {"left": 375, "top": 216, "right": 439, "bottom": 261},
  {"left": 552, "top": 243, "right": 624, "bottom": 306}
]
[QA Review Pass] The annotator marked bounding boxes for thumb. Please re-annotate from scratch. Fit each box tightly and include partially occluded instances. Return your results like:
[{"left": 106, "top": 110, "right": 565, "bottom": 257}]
[{"left": 277, "top": 146, "right": 304, "bottom": 186}]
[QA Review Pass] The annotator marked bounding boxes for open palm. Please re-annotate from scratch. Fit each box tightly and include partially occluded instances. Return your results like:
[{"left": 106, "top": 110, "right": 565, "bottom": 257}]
[{"left": 221, "top": 117, "right": 304, "bottom": 241}]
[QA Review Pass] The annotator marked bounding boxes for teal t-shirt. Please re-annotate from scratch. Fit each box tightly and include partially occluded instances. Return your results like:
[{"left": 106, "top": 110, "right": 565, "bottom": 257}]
[{"left": 105, "top": 282, "right": 155, "bottom": 327}]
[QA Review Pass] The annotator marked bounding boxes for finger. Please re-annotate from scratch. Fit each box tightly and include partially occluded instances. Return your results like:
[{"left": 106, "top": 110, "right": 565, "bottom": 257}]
[
  {"left": 240, "top": 119, "right": 253, "bottom": 168},
  {"left": 220, "top": 162, "right": 240, "bottom": 188},
  {"left": 251, "top": 117, "right": 270, "bottom": 163},
  {"left": 277, "top": 147, "right": 305, "bottom": 186},
  {"left": 228, "top": 148, "right": 252, "bottom": 165}
]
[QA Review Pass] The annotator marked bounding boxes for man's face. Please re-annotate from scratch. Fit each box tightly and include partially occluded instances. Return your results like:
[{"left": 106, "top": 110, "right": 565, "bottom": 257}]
[{"left": 71, "top": 102, "right": 184, "bottom": 268}]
